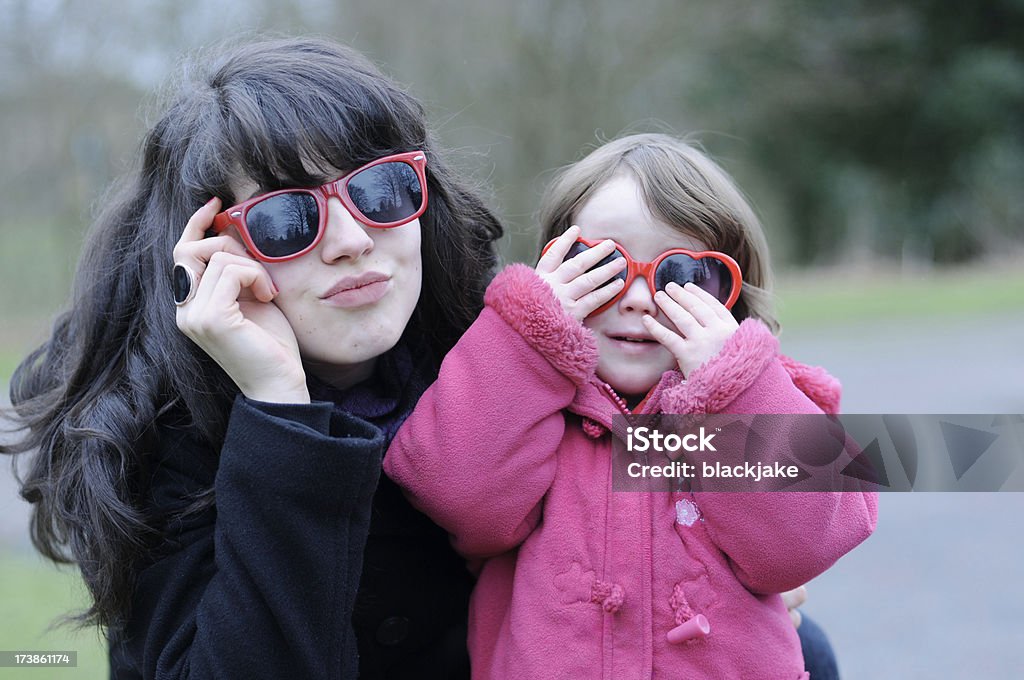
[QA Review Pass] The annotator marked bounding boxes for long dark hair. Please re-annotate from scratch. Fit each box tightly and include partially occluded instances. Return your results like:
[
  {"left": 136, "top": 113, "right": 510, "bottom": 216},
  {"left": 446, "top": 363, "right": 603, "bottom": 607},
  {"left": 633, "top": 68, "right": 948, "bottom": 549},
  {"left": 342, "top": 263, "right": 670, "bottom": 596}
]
[{"left": 1, "top": 36, "right": 502, "bottom": 629}]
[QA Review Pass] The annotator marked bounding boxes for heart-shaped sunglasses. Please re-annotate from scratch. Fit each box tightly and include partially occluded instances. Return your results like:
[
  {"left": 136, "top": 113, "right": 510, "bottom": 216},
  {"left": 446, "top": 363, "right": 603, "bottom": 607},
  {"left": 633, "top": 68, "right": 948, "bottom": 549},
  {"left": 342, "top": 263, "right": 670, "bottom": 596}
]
[{"left": 542, "top": 236, "right": 743, "bottom": 316}]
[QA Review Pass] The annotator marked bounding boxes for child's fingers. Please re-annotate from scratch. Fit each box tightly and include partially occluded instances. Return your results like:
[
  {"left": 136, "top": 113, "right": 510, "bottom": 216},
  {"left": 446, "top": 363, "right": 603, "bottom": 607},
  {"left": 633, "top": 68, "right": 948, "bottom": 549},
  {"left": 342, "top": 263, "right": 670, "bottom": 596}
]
[
  {"left": 574, "top": 278, "right": 625, "bottom": 318},
  {"left": 536, "top": 225, "right": 581, "bottom": 274},
  {"left": 665, "top": 282, "right": 716, "bottom": 327},
  {"left": 564, "top": 256, "right": 626, "bottom": 299},
  {"left": 642, "top": 314, "right": 687, "bottom": 358},
  {"left": 555, "top": 238, "right": 619, "bottom": 283},
  {"left": 684, "top": 282, "right": 737, "bottom": 323},
  {"left": 654, "top": 290, "right": 701, "bottom": 338}
]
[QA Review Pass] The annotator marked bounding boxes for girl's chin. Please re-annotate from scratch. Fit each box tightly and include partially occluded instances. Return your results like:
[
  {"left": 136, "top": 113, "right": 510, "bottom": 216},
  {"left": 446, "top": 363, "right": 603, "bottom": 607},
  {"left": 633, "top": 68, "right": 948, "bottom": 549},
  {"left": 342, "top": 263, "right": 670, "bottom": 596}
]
[{"left": 598, "top": 373, "right": 661, "bottom": 400}]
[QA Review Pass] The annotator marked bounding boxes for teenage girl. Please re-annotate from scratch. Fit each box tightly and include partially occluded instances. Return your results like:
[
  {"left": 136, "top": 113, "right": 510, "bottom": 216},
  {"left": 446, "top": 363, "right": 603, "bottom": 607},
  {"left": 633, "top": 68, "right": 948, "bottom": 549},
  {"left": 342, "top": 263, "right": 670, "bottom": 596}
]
[{"left": 2, "top": 38, "right": 501, "bottom": 679}]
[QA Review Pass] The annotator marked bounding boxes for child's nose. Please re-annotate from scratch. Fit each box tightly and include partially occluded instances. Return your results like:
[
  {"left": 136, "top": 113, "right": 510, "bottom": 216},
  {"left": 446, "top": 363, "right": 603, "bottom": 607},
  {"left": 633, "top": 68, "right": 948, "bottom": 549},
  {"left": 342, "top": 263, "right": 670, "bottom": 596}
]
[
  {"left": 320, "top": 197, "right": 375, "bottom": 262},
  {"left": 618, "top": 277, "right": 658, "bottom": 316}
]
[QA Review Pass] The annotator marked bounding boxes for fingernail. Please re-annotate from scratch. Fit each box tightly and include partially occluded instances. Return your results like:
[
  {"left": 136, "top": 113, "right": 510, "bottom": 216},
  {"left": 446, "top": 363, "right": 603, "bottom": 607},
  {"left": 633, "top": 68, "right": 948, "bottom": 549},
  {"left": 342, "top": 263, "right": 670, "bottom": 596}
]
[
  {"left": 271, "top": 281, "right": 279, "bottom": 294},
  {"left": 205, "top": 197, "right": 218, "bottom": 207}
]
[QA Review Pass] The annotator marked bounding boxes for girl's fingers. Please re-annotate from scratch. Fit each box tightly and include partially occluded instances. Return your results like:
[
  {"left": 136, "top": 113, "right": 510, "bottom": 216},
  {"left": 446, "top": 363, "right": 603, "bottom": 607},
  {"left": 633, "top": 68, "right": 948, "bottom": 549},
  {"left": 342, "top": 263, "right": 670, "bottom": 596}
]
[
  {"left": 175, "top": 197, "right": 222, "bottom": 247},
  {"left": 186, "top": 251, "right": 276, "bottom": 317},
  {"left": 654, "top": 290, "right": 701, "bottom": 338},
  {"left": 565, "top": 256, "right": 627, "bottom": 299},
  {"left": 664, "top": 282, "right": 716, "bottom": 327},
  {"left": 206, "top": 263, "right": 275, "bottom": 317},
  {"left": 781, "top": 585, "right": 808, "bottom": 612},
  {"left": 536, "top": 225, "right": 581, "bottom": 274},
  {"left": 684, "top": 282, "right": 737, "bottom": 323},
  {"left": 556, "top": 238, "right": 619, "bottom": 283},
  {"left": 642, "top": 314, "right": 687, "bottom": 358},
  {"left": 574, "top": 278, "right": 625, "bottom": 318},
  {"left": 790, "top": 608, "right": 803, "bottom": 629},
  {"left": 782, "top": 585, "right": 808, "bottom": 629},
  {"left": 173, "top": 234, "right": 253, "bottom": 273}
]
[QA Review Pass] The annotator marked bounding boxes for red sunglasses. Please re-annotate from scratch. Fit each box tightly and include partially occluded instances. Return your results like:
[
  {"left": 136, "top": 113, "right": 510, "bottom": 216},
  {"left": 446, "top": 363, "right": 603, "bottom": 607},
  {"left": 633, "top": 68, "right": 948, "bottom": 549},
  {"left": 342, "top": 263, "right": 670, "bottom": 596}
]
[
  {"left": 542, "top": 236, "right": 743, "bottom": 316},
  {"left": 211, "top": 151, "right": 428, "bottom": 262}
]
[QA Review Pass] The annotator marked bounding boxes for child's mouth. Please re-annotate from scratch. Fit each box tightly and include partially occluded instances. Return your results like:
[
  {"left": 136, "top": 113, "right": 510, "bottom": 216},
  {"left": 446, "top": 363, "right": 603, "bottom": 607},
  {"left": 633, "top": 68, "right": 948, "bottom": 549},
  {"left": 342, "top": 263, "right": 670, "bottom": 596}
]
[{"left": 609, "top": 334, "right": 657, "bottom": 346}]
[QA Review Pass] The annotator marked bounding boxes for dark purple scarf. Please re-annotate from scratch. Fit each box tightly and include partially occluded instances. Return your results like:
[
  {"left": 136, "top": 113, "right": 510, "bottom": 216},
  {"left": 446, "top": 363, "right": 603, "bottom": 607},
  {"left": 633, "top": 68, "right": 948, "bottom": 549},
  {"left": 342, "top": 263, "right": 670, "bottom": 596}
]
[{"left": 307, "top": 338, "right": 434, "bottom": 445}]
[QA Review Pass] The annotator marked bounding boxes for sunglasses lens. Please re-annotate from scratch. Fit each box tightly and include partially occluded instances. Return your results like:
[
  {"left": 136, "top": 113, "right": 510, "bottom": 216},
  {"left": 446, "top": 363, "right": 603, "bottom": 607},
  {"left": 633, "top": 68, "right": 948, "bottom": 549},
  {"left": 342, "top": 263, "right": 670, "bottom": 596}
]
[
  {"left": 347, "top": 161, "right": 423, "bottom": 225},
  {"left": 655, "top": 254, "right": 732, "bottom": 304},
  {"left": 246, "top": 192, "right": 319, "bottom": 257},
  {"left": 564, "top": 241, "right": 628, "bottom": 285}
]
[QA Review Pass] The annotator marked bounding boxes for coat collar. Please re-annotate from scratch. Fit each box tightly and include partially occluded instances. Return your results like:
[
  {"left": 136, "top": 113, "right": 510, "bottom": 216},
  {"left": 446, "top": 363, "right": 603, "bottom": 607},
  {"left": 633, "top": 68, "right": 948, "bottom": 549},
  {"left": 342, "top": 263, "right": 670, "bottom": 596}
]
[{"left": 568, "top": 355, "right": 840, "bottom": 438}]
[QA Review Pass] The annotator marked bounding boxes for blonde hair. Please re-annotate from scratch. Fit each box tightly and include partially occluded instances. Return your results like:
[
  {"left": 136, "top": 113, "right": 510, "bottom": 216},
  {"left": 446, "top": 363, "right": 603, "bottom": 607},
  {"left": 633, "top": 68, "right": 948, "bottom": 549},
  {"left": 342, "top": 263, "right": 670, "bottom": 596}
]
[{"left": 538, "top": 133, "right": 778, "bottom": 332}]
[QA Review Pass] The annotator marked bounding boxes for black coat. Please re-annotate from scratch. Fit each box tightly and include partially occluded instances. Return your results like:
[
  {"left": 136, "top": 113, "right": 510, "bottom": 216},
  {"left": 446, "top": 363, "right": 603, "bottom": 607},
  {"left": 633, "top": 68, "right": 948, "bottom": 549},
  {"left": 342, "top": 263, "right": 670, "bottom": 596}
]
[{"left": 108, "top": 394, "right": 471, "bottom": 679}]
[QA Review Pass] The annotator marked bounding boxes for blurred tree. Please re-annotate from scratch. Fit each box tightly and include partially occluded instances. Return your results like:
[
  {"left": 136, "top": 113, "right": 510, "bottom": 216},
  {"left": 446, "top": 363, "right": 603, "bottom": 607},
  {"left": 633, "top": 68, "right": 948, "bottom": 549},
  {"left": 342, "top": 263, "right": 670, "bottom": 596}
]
[
  {"left": 703, "top": 0, "right": 1024, "bottom": 265},
  {"left": 1, "top": 0, "right": 1021, "bottom": 281}
]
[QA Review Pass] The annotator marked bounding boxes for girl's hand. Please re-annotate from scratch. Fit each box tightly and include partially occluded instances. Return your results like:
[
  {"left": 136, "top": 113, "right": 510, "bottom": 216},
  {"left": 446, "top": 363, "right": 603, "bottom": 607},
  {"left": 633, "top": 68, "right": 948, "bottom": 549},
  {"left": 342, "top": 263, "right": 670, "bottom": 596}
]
[
  {"left": 173, "top": 198, "right": 311, "bottom": 404},
  {"left": 535, "top": 225, "right": 627, "bottom": 321},
  {"left": 781, "top": 585, "right": 808, "bottom": 628},
  {"left": 642, "top": 281, "right": 739, "bottom": 378}
]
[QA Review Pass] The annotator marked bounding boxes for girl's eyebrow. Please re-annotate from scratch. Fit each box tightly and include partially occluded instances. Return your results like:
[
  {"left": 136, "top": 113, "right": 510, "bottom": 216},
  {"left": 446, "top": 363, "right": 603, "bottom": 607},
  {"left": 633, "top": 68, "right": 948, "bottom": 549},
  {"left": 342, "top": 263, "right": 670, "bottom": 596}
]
[{"left": 245, "top": 183, "right": 278, "bottom": 200}]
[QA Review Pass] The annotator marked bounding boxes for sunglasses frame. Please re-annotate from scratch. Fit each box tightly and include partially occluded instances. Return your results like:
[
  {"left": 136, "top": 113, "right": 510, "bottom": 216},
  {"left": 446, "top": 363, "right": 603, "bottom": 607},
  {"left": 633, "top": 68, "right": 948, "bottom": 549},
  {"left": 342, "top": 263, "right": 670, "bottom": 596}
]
[
  {"left": 211, "top": 150, "right": 428, "bottom": 262},
  {"left": 543, "top": 235, "right": 743, "bottom": 316}
]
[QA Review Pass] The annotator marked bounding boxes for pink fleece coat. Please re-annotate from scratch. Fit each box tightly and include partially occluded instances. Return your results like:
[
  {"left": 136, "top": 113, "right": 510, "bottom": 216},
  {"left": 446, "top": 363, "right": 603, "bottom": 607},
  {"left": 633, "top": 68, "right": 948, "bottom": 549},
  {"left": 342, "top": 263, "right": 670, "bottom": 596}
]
[{"left": 385, "top": 264, "right": 878, "bottom": 680}]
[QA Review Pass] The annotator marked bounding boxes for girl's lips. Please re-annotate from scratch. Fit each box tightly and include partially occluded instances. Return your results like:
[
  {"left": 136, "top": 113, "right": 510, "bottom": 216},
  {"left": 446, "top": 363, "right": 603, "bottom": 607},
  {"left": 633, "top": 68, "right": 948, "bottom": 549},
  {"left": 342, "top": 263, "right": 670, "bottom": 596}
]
[
  {"left": 606, "top": 333, "right": 661, "bottom": 354},
  {"left": 321, "top": 278, "right": 391, "bottom": 308},
  {"left": 607, "top": 332, "right": 656, "bottom": 343}
]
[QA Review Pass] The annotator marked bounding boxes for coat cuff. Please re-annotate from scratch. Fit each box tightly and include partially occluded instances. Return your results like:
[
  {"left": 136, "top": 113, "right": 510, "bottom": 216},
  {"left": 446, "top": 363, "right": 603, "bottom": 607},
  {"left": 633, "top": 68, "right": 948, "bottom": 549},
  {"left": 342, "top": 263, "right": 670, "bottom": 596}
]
[
  {"left": 483, "top": 263, "right": 599, "bottom": 385},
  {"left": 777, "top": 355, "right": 842, "bottom": 415},
  {"left": 661, "top": 318, "right": 779, "bottom": 414}
]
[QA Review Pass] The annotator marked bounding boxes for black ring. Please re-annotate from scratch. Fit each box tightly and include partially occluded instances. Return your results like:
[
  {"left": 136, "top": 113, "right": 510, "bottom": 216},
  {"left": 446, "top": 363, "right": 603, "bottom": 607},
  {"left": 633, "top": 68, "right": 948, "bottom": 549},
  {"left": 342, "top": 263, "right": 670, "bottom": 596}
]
[{"left": 173, "top": 263, "right": 198, "bottom": 306}]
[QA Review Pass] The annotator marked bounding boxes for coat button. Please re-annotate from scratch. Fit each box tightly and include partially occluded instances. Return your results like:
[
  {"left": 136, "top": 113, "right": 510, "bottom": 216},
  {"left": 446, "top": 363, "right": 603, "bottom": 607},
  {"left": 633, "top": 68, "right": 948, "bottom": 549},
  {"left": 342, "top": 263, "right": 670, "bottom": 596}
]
[
  {"left": 376, "top": 616, "right": 411, "bottom": 646},
  {"left": 667, "top": 614, "right": 711, "bottom": 644}
]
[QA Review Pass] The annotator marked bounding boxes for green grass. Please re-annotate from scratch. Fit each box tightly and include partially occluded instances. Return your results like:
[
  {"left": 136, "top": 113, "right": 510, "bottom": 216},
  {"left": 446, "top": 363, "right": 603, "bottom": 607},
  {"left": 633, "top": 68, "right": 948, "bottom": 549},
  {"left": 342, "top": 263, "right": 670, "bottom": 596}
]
[
  {"left": 0, "top": 553, "right": 108, "bottom": 679},
  {"left": 774, "top": 264, "right": 1024, "bottom": 329},
  {"left": 0, "top": 350, "right": 26, "bottom": 390}
]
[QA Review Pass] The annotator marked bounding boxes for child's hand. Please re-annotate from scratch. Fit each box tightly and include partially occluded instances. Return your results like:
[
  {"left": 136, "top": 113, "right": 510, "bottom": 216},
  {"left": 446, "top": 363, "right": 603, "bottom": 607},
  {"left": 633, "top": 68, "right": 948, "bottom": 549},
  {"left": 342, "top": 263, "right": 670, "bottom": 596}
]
[
  {"left": 535, "top": 225, "right": 627, "bottom": 321},
  {"left": 642, "top": 281, "right": 739, "bottom": 378}
]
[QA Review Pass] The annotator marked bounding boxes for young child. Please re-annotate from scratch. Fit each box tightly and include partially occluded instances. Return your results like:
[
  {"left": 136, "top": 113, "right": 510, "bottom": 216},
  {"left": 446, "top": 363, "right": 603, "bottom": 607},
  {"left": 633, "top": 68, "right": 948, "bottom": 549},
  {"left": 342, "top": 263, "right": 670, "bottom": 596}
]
[{"left": 385, "top": 133, "right": 877, "bottom": 678}]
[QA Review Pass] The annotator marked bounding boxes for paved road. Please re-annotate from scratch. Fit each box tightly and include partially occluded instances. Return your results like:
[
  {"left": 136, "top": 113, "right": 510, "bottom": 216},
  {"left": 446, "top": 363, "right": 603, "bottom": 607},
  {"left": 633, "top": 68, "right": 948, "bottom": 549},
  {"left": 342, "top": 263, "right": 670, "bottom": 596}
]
[
  {"left": 780, "top": 311, "right": 1024, "bottom": 678},
  {"left": 779, "top": 310, "right": 1024, "bottom": 414},
  {"left": 2, "top": 310, "right": 1022, "bottom": 678}
]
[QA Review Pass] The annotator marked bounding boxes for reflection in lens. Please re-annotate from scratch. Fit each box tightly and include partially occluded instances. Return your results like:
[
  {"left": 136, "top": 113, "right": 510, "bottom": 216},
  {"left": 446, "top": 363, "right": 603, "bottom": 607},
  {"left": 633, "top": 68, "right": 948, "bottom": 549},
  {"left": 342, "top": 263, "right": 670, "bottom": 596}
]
[
  {"left": 564, "top": 242, "right": 627, "bottom": 286},
  {"left": 347, "top": 162, "right": 423, "bottom": 224},
  {"left": 246, "top": 193, "right": 319, "bottom": 257},
  {"left": 656, "top": 254, "right": 730, "bottom": 303}
]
